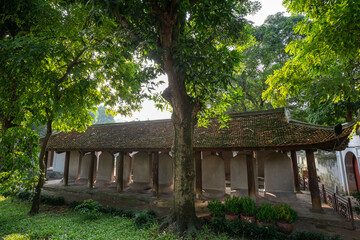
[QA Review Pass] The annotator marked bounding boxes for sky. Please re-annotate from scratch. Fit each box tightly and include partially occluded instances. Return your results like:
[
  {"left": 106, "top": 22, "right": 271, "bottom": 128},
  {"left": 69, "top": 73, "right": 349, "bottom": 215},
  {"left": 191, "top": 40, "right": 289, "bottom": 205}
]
[{"left": 115, "top": 0, "right": 288, "bottom": 122}]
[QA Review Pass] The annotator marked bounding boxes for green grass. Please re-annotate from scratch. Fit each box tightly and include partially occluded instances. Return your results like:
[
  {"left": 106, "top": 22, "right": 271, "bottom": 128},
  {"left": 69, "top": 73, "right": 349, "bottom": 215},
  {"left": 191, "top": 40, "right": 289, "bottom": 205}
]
[{"left": 0, "top": 196, "right": 233, "bottom": 240}]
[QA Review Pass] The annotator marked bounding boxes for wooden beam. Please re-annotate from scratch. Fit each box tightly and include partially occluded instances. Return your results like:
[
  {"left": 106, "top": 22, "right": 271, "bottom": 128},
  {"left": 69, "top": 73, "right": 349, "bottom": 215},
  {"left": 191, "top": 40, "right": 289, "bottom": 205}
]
[
  {"left": 306, "top": 149, "right": 323, "bottom": 212},
  {"left": 195, "top": 151, "right": 202, "bottom": 199},
  {"left": 44, "top": 151, "right": 49, "bottom": 180},
  {"left": 246, "top": 152, "right": 256, "bottom": 200},
  {"left": 152, "top": 152, "right": 159, "bottom": 196},
  {"left": 64, "top": 151, "right": 70, "bottom": 186},
  {"left": 49, "top": 151, "right": 54, "bottom": 167},
  {"left": 88, "top": 152, "right": 96, "bottom": 188},
  {"left": 291, "top": 150, "right": 301, "bottom": 192},
  {"left": 116, "top": 151, "right": 124, "bottom": 192}
]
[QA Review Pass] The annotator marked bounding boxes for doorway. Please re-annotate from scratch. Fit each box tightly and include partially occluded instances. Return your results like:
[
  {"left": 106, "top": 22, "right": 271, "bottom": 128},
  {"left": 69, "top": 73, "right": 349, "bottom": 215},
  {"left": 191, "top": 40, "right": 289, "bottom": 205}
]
[{"left": 345, "top": 152, "right": 360, "bottom": 193}]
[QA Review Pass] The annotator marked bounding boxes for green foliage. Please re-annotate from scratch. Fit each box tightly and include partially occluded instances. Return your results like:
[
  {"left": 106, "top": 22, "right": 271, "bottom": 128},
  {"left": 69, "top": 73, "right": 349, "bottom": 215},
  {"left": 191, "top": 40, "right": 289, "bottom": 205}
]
[
  {"left": 274, "top": 204, "right": 298, "bottom": 224},
  {"left": 231, "top": 13, "right": 304, "bottom": 112},
  {"left": 16, "top": 191, "right": 33, "bottom": 201},
  {"left": 240, "top": 196, "right": 256, "bottom": 216},
  {"left": 90, "top": 106, "right": 116, "bottom": 124},
  {"left": 68, "top": 200, "right": 82, "bottom": 209},
  {"left": 211, "top": 217, "right": 285, "bottom": 239},
  {"left": 256, "top": 203, "right": 276, "bottom": 222},
  {"left": 0, "top": 197, "right": 235, "bottom": 239},
  {"left": 264, "top": 0, "right": 360, "bottom": 124},
  {"left": 74, "top": 199, "right": 102, "bottom": 220},
  {"left": 40, "top": 195, "right": 65, "bottom": 206},
  {"left": 207, "top": 199, "right": 225, "bottom": 218},
  {"left": 352, "top": 190, "right": 360, "bottom": 215},
  {"left": 291, "top": 231, "right": 342, "bottom": 240},
  {"left": 224, "top": 195, "right": 241, "bottom": 215},
  {"left": 0, "top": 127, "right": 40, "bottom": 197},
  {"left": 134, "top": 210, "right": 158, "bottom": 228}
]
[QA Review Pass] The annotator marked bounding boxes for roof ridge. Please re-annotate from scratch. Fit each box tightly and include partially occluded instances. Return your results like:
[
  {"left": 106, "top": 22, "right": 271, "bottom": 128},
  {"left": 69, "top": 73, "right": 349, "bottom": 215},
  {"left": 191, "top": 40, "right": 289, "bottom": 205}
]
[
  {"left": 227, "top": 108, "right": 285, "bottom": 117},
  {"left": 88, "top": 118, "right": 172, "bottom": 127}
]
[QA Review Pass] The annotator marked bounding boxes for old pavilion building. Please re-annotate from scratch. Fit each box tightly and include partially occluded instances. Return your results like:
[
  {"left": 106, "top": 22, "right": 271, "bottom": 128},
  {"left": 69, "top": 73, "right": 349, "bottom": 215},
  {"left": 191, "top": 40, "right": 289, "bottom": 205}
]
[{"left": 45, "top": 108, "right": 355, "bottom": 212}]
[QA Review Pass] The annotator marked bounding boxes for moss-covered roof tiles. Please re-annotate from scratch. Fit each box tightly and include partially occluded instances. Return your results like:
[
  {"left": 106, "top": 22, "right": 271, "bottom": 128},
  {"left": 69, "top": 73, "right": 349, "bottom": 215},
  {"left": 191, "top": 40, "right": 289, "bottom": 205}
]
[{"left": 46, "top": 108, "right": 354, "bottom": 152}]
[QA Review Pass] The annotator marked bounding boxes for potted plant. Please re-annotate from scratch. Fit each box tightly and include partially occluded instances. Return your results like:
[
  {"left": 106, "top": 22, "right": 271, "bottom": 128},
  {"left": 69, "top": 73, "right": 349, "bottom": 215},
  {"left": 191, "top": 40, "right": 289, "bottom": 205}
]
[
  {"left": 207, "top": 199, "right": 225, "bottom": 218},
  {"left": 274, "top": 203, "right": 298, "bottom": 233},
  {"left": 256, "top": 203, "right": 276, "bottom": 227},
  {"left": 224, "top": 195, "right": 241, "bottom": 221},
  {"left": 240, "top": 196, "right": 256, "bottom": 223}
]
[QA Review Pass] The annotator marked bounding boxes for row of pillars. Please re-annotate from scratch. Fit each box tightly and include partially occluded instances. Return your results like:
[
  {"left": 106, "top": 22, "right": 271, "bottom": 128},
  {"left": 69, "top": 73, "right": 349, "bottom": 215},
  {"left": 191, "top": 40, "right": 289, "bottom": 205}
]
[
  {"left": 60, "top": 148, "right": 322, "bottom": 212},
  {"left": 62, "top": 151, "right": 162, "bottom": 196}
]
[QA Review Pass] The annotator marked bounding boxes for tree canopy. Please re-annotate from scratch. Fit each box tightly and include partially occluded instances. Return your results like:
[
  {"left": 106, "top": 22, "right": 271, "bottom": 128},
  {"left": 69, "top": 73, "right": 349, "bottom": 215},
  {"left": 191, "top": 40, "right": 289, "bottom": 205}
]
[
  {"left": 263, "top": 0, "right": 360, "bottom": 125},
  {"left": 99, "top": 0, "right": 260, "bottom": 232},
  {"left": 232, "top": 13, "right": 304, "bottom": 112}
]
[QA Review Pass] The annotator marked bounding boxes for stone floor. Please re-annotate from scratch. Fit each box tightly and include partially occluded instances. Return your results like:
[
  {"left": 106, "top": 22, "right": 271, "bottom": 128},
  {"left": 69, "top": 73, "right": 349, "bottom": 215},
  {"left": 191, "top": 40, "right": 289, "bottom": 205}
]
[{"left": 43, "top": 179, "right": 360, "bottom": 240}]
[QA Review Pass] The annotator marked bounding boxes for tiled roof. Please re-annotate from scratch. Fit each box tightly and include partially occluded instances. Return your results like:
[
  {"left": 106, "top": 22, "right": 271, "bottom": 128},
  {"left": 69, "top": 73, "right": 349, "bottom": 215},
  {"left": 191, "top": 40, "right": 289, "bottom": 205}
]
[{"left": 46, "top": 108, "right": 354, "bottom": 152}]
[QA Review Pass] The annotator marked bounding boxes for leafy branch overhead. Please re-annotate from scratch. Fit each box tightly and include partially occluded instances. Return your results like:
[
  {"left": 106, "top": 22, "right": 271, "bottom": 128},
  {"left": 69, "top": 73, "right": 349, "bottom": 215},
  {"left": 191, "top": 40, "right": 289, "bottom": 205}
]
[{"left": 264, "top": 0, "right": 360, "bottom": 124}]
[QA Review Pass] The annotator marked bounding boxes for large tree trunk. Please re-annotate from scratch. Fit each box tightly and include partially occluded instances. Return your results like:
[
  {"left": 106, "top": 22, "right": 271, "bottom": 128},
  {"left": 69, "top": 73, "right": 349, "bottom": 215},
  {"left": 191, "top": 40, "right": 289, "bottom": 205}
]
[
  {"left": 163, "top": 64, "right": 200, "bottom": 232},
  {"left": 30, "top": 119, "right": 52, "bottom": 215}
]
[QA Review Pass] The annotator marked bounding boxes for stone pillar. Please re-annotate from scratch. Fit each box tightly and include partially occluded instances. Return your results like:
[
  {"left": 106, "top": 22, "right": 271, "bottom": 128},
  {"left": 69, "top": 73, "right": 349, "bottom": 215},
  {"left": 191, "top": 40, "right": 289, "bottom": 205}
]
[
  {"left": 246, "top": 152, "right": 256, "bottom": 200},
  {"left": 195, "top": 151, "right": 202, "bottom": 199},
  {"left": 152, "top": 152, "right": 159, "bottom": 196},
  {"left": 230, "top": 154, "right": 247, "bottom": 196},
  {"left": 306, "top": 149, "right": 323, "bottom": 212},
  {"left": 264, "top": 152, "right": 295, "bottom": 199},
  {"left": 97, "top": 152, "right": 114, "bottom": 182},
  {"left": 64, "top": 151, "right": 70, "bottom": 186},
  {"left": 291, "top": 150, "right": 301, "bottom": 192},
  {"left": 117, "top": 152, "right": 124, "bottom": 192},
  {"left": 76, "top": 151, "right": 84, "bottom": 181},
  {"left": 132, "top": 151, "right": 152, "bottom": 190},
  {"left": 202, "top": 155, "right": 225, "bottom": 198},
  {"left": 88, "top": 152, "right": 96, "bottom": 189}
]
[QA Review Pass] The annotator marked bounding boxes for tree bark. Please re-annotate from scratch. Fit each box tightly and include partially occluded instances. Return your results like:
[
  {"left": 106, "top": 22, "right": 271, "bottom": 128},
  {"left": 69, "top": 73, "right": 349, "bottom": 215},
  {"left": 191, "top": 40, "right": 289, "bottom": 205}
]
[
  {"left": 30, "top": 119, "right": 52, "bottom": 215},
  {"left": 162, "top": 57, "right": 200, "bottom": 233}
]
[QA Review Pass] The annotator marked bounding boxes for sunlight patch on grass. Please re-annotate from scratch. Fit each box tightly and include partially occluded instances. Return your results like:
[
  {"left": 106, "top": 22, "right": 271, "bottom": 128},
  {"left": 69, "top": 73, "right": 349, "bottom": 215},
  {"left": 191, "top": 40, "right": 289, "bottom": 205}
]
[
  {"left": 4, "top": 233, "right": 29, "bottom": 240},
  {"left": 0, "top": 196, "right": 6, "bottom": 201}
]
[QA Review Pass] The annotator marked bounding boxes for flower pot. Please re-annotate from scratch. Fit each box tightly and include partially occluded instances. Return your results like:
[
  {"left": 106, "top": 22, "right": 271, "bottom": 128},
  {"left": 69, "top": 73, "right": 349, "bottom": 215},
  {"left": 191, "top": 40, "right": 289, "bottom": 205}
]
[
  {"left": 276, "top": 220, "right": 294, "bottom": 233},
  {"left": 257, "top": 220, "right": 273, "bottom": 228},
  {"left": 225, "top": 213, "right": 239, "bottom": 221},
  {"left": 240, "top": 213, "right": 256, "bottom": 223}
]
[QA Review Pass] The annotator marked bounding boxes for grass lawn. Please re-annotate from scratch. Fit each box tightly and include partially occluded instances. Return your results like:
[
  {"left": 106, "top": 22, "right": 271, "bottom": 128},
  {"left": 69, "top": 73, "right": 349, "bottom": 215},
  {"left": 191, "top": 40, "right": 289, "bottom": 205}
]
[{"left": 0, "top": 196, "right": 234, "bottom": 240}]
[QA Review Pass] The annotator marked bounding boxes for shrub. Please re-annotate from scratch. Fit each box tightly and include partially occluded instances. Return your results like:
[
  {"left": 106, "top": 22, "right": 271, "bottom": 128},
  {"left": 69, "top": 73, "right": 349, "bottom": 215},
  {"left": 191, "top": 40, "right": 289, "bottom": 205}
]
[
  {"left": 134, "top": 211, "right": 156, "bottom": 228},
  {"left": 207, "top": 199, "right": 225, "bottom": 217},
  {"left": 224, "top": 195, "right": 241, "bottom": 215},
  {"left": 274, "top": 204, "right": 298, "bottom": 223},
  {"left": 16, "top": 191, "right": 33, "bottom": 201},
  {"left": 74, "top": 199, "right": 102, "bottom": 220},
  {"left": 99, "top": 205, "right": 118, "bottom": 215},
  {"left": 68, "top": 200, "right": 82, "bottom": 209},
  {"left": 352, "top": 190, "right": 360, "bottom": 215},
  {"left": 145, "top": 209, "right": 157, "bottom": 219},
  {"left": 40, "top": 195, "right": 65, "bottom": 206},
  {"left": 210, "top": 217, "right": 284, "bottom": 239},
  {"left": 291, "top": 231, "right": 342, "bottom": 240},
  {"left": 240, "top": 196, "right": 256, "bottom": 216},
  {"left": 256, "top": 203, "right": 276, "bottom": 222}
]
